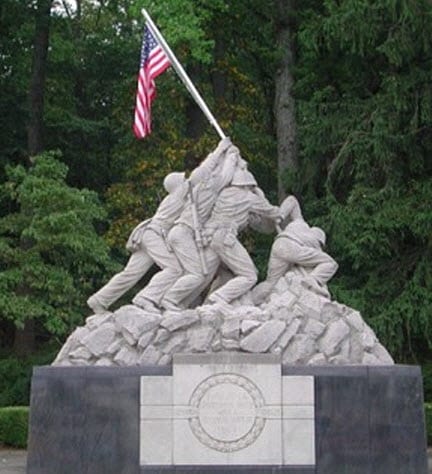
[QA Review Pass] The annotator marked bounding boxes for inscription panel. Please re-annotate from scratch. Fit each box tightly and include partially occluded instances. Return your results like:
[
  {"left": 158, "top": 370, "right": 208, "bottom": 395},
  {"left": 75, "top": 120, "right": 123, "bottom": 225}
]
[
  {"left": 139, "top": 355, "right": 316, "bottom": 465},
  {"left": 172, "top": 355, "right": 283, "bottom": 464},
  {"left": 188, "top": 373, "right": 265, "bottom": 452}
]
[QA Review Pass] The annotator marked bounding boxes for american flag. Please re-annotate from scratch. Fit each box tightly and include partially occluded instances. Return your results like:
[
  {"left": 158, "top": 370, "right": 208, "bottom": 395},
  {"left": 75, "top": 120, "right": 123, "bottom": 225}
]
[{"left": 133, "top": 25, "right": 170, "bottom": 139}]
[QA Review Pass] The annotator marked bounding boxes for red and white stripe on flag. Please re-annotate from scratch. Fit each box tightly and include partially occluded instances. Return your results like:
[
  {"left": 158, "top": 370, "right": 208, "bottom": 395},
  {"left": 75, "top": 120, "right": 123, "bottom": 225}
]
[{"left": 133, "top": 24, "right": 170, "bottom": 139}]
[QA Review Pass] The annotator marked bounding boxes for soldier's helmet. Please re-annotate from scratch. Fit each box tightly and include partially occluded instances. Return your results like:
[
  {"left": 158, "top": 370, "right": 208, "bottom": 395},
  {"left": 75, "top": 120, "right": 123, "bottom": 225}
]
[
  {"left": 231, "top": 168, "right": 257, "bottom": 187},
  {"left": 163, "top": 172, "right": 186, "bottom": 193}
]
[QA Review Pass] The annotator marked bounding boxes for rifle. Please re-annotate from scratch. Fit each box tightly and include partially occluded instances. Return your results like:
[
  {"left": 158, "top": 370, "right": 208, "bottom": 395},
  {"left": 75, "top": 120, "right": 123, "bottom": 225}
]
[{"left": 188, "top": 181, "right": 208, "bottom": 275}]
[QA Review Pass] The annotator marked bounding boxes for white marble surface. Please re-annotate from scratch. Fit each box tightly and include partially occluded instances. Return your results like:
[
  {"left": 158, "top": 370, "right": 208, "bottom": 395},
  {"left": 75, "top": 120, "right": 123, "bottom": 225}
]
[
  {"left": 282, "top": 375, "right": 315, "bottom": 465},
  {"left": 140, "top": 376, "right": 173, "bottom": 465},
  {"left": 139, "top": 354, "right": 316, "bottom": 466}
]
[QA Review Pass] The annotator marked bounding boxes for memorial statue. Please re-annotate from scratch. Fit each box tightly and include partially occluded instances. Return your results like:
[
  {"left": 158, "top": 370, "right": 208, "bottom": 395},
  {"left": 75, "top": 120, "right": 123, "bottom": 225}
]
[
  {"left": 157, "top": 166, "right": 281, "bottom": 309},
  {"left": 87, "top": 141, "right": 337, "bottom": 314},
  {"left": 35, "top": 17, "right": 410, "bottom": 474},
  {"left": 87, "top": 137, "right": 232, "bottom": 314},
  {"left": 254, "top": 195, "right": 338, "bottom": 303},
  {"left": 159, "top": 141, "right": 241, "bottom": 310},
  {"left": 202, "top": 168, "right": 281, "bottom": 305},
  {"left": 60, "top": 140, "right": 394, "bottom": 368}
]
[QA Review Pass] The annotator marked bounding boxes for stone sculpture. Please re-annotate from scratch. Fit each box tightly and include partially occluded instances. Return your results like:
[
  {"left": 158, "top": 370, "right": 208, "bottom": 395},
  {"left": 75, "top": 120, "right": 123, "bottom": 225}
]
[
  {"left": 54, "top": 276, "right": 393, "bottom": 366},
  {"left": 164, "top": 167, "right": 281, "bottom": 309},
  {"left": 254, "top": 195, "right": 338, "bottom": 302},
  {"left": 54, "top": 140, "right": 394, "bottom": 367},
  {"left": 160, "top": 141, "right": 240, "bottom": 310},
  {"left": 87, "top": 137, "right": 233, "bottom": 314}
]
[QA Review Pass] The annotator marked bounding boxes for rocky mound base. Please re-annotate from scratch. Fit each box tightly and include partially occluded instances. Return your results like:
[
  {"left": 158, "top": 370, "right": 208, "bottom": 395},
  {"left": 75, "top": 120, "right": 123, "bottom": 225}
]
[{"left": 53, "top": 272, "right": 394, "bottom": 367}]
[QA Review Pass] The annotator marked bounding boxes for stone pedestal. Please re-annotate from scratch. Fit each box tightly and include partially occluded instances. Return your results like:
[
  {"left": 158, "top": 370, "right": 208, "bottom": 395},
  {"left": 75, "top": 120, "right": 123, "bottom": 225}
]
[{"left": 27, "top": 356, "right": 428, "bottom": 474}]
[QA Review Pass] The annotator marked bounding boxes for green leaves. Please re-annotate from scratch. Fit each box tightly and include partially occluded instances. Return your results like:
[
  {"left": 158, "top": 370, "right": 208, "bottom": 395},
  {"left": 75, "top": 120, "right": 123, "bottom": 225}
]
[
  {"left": 0, "top": 151, "right": 117, "bottom": 336},
  {"left": 295, "top": 0, "right": 432, "bottom": 359},
  {"left": 132, "top": 0, "right": 215, "bottom": 63}
]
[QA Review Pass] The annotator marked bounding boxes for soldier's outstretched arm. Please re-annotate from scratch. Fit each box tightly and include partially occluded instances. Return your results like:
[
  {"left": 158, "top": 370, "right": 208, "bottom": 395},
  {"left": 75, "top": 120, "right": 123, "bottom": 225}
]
[
  {"left": 280, "top": 195, "right": 303, "bottom": 221},
  {"left": 189, "top": 137, "right": 232, "bottom": 185},
  {"left": 250, "top": 187, "right": 281, "bottom": 220}
]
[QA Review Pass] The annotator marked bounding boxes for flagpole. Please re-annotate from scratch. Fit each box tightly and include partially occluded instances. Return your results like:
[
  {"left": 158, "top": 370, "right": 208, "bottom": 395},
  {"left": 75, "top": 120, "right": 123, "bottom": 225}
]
[{"left": 141, "top": 9, "right": 226, "bottom": 140}]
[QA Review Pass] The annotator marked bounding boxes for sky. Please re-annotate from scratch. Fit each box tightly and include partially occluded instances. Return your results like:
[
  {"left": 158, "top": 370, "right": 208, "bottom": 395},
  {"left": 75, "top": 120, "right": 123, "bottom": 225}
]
[{"left": 52, "top": 0, "right": 78, "bottom": 16}]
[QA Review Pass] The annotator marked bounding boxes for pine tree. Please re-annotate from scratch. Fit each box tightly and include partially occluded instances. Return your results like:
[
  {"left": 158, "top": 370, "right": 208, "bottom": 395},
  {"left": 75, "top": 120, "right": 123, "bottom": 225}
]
[{"left": 294, "top": 0, "right": 432, "bottom": 358}]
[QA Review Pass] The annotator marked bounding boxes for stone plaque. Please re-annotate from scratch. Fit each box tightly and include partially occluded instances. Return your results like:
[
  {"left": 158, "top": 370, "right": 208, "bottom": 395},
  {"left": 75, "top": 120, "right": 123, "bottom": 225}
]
[
  {"left": 172, "top": 354, "right": 283, "bottom": 464},
  {"left": 140, "top": 354, "right": 315, "bottom": 466},
  {"left": 189, "top": 373, "right": 266, "bottom": 452}
]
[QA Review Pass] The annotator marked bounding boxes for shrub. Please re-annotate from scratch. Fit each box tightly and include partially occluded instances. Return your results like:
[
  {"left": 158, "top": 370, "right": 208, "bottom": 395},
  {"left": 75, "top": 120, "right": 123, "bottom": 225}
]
[
  {"left": 0, "top": 349, "right": 58, "bottom": 407},
  {"left": 0, "top": 406, "right": 29, "bottom": 448}
]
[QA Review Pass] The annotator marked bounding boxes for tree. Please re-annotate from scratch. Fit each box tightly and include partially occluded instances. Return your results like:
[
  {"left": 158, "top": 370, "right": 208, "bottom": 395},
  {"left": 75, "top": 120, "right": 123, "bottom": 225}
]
[
  {"left": 274, "top": 0, "right": 298, "bottom": 200},
  {"left": 11, "top": 0, "right": 53, "bottom": 353},
  {"left": 0, "top": 0, "right": 34, "bottom": 171},
  {"left": 294, "top": 0, "right": 432, "bottom": 359},
  {"left": 45, "top": 0, "right": 140, "bottom": 192},
  {"left": 0, "top": 151, "right": 117, "bottom": 353},
  {"left": 28, "top": 0, "right": 52, "bottom": 158}
]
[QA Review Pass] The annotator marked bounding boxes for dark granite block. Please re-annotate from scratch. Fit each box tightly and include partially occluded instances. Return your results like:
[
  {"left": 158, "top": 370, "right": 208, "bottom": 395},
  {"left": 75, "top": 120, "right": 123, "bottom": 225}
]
[
  {"left": 33, "top": 365, "right": 172, "bottom": 377},
  {"left": 314, "top": 368, "right": 370, "bottom": 474},
  {"left": 368, "top": 366, "right": 428, "bottom": 474},
  {"left": 369, "top": 423, "right": 427, "bottom": 474},
  {"left": 282, "top": 365, "right": 428, "bottom": 474},
  {"left": 282, "top": 365, "right": 370, "bottom": 377},
  {"left": 27, "top": 373, "right": 89, "bottom": 474},
  {"left": 27, "top": 364, "right": 428, "bottom": 474},
  {"left": 368, "top": 366, "right": 424, "bottom": 424},
  {"left": 83, "top": 374, "right": 140, "bottom": 474},
  {"left": 27, "top": 368, "right": 141, "bottom": 474}
]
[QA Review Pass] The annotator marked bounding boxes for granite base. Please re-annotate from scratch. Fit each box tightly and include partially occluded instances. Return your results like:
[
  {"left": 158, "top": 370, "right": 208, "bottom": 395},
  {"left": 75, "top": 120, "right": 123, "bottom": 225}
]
[{"left": 27, "top": 362, "right": 427, "bottom": 474}]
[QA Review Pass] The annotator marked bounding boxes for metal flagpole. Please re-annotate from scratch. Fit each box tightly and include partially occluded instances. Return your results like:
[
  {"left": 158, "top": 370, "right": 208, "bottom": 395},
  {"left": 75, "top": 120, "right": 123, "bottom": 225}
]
[{"left": 142, "top": 9, "right": 226, "bottom": 140}]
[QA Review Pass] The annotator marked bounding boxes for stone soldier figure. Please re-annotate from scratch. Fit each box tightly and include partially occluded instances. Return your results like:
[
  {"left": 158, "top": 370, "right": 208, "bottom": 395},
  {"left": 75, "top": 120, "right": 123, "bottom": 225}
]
[
  {"left": 162, "top": 166, "right": 281, "bottom": 309},
  {"left": 86, "top": 172, "right": 185, "bottom": 314},
  {"left": 203, "top": 168, "right": 281, "bottom": 305},
  {"left": 87, "top": 138, "right": 231, "bottom": 314},
  {"left": 160, "top": 142, "right": 240, "bottom": 310},
  {"left": 265, "top": 195, "right": 338, "bottom": 296},
  {"left": 132, "top": 137, "right": 233, "bottom": 309}
]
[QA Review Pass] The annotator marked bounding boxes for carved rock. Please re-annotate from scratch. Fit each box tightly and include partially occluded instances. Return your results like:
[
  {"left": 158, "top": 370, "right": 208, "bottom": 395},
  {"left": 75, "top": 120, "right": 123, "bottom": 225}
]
[
  {"left": 186, "top": 326, "right": 215, "bottom": 352},
  {"left": 319, "top": 319, "right": 350, "bottom": 357},
  {"left": 53, "top": 271, "right": 395, "bottom": 367},
  {"left": 160, "top": 310, "right": 199, "bottom": 331},
  {"left": 283, "top": 334, "right": 317, "bottom": 364},
  {"left": 240, "top": 320, "right": 286, "bottom": 353},
  {"left": 81, "top": 323, "right": 117, "bottom": 357}
]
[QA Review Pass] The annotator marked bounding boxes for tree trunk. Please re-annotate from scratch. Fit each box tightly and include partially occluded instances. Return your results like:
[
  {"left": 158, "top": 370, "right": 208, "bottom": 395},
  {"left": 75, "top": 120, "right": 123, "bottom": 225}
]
[
  {"left": 15, "top": 0, "right": 52, "bottom": 355},
  {"left": 27, "top": 0, "right": 52, "bottom": 158},
  {"left": 13, "top": 320, "right": 37, "bottom": 356},
  {"left": 274, "top": 0, "right": 297, "bottom": 201}
]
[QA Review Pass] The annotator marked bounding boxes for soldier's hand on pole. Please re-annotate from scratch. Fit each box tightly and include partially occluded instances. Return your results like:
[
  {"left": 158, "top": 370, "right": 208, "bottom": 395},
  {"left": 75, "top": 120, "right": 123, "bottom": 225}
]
[{"left": 220, "top": 136, "right": 232, "bottom": 151}]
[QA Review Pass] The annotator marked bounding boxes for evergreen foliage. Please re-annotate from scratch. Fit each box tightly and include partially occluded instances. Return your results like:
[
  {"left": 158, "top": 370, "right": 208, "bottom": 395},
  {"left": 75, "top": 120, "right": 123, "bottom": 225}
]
[
  {"left": 0, "top": 0, "right": 33, "bottom": 169},
  {"left": 0, "top": 348, "right": 57, "bottom": 406},
  {"left": 294, "top": 0, "right": 432, "bottom": 358}
]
